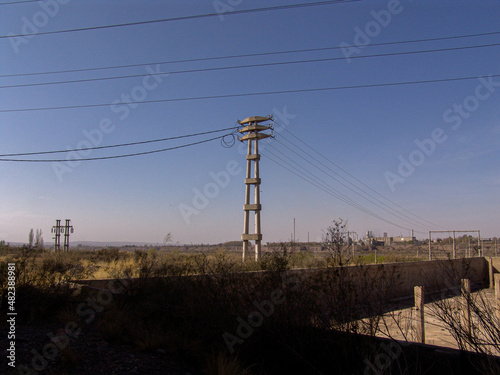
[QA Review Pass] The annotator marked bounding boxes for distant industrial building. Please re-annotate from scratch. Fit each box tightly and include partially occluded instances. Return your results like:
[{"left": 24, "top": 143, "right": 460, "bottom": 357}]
[{"left": 364, "top": 231, "right": 416, "bottom": 246}]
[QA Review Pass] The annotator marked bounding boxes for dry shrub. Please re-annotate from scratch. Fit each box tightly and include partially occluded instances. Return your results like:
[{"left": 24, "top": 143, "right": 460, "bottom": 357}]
[
  {"left": 205, "top": 352, "right": 254, "bottom": 375},
  {"left": 0, "top": 247, "right": 93, "bottom": 321}
]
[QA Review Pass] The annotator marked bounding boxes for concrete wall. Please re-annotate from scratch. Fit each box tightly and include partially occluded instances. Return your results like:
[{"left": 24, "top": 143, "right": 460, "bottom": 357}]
[
  {"left": 377, "top": 257, "right": 488, "bottom": 299},
  {"left": 487, "top": 257, "right": 500, "bottom": 288},
  {"left": 286, "top": 257, "right": 488, "bottom": 302},
  {"left": 489, "top": 257, "right": 500, "bottom": 273},
  {"left": 76, "top": 257, "right": 490, "bottom": 303}
]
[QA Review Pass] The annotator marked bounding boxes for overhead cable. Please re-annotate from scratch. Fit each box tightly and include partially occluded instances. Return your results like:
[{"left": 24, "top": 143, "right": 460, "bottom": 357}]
[
  {"left": 270, "top": 135, "right": 431, "bottom": 231},
  {"left": 0, "top": 126, "right": 235, "bottom": 157},
  {"left": 2, "top": 73, "right": 499, "bottom": 113},
  {"left": 2, "top": 30, "right": 499, "bottom": 79},
  {"left": 0, "top": 0, "right": 41, "bottom": 5},
  {"left": 2, "top": 43, "right": 499, "bottom": 90},
  {"left": 262, "top": 149, "right": 415, "bottom": 232},
  {"left": 0, "top": 0, "right": 359, "bottom": 39},
  {"left": 0, "top": 135, "right": 225, "bottom": 162},
  {"left": 279, "top": 125, "right": 446, "bottom": 230}
]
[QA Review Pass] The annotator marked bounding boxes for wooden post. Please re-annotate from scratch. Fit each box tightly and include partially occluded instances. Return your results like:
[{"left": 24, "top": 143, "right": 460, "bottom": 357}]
[
  {"left": 461, "top": 279, "right": 471, "bottom": 337},
  {"left": 478, "top": 232, "right": 481, "bottom": 257},
  {"left": 453, "top": 231, "right": 456, "bottom": 259},
  {"left": 495, "top": 274, "right": 500, "bottom": 321},
  {"left": 414, "top": 286, "right": 425, "bottom": 344},
  {"left": 428, "top": 232, "right": 432, "bottom": 260},
  {"left": 496, "top": 274, "right": 500, "bottom": 299},
  {"left": 489, "top": 258, "right": 495, "bottom": 289}
]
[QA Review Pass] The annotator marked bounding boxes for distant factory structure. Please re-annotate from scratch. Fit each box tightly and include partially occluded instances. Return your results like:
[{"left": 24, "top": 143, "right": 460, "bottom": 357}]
[{"left": 364, "top": 230, "right": 416, "bottom": 246}]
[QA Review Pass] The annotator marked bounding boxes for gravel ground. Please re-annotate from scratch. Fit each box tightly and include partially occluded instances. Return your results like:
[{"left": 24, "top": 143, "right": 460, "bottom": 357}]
[{"left": 0, "top": 321, "right": 202, "bottom": 375}]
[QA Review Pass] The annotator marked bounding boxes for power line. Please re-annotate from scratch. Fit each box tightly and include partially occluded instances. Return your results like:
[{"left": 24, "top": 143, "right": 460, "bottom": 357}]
[
  {"left": 270, "top": 134, "right": 431, "bottom": 231},
  {"left": 0, "top": 0, "right": 359, "bottom": 39},
  {"left": 2, "top": 73, "right": 498, "bottom": 113},
  {"left": 0, "top": 126, "right": 235, "bottom": 157},
  {"left": 269, "top": 136, "right": 430, "bottom": 231},
  {"left": 278, "top": 125, "right": 446, "bottom": 230},
  {"left": 0, "top": 135, "right": 225, "bottom": 162},
  {"left": 2, "top": 31, "right": 499, "bottom": 79},
  {"left": 3, "top": 43, "right": 499, "bottom": 90},
  {"left": 0, "top": 0, "right": 41, "bottom": 5},
  {"left": 264, "top": 148, "right": 378, "bottom": 216},
  {"left": 263, "top": 147, "right": 379, "bottom": 216},
  {"left": 274, "top": 130, "right": 436, "bottom": 230},
  {"left": 261, "top": 149, "right": 414, "bottom": 232}
]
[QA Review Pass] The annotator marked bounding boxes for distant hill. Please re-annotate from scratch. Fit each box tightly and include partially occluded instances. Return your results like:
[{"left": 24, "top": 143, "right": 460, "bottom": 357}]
[
  {"left": 2, "top": 241, "right": 163, "bottom": 249},
  {"left": 73, "top": 241, "right": 163, "bottom": 248}
]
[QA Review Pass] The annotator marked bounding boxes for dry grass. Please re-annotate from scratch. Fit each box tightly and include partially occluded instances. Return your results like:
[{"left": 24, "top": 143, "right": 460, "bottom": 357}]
[{"left": 205, "top": 352, "right": 254, "bottom": 375}]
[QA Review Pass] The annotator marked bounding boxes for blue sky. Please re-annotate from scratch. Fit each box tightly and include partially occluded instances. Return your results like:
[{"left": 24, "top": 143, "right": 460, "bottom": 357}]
[{"left": 0, "top": 0, "right": 499, "bottom": 245}]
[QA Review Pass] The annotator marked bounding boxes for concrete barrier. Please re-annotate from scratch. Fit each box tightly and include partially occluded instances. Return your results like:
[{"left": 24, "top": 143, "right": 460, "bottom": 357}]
[
  {"left": 489, "top": 257, "right": 500, "bottom": 272},
  {"left": 75, "top": 257, "right": 489, "bottom": 303}
]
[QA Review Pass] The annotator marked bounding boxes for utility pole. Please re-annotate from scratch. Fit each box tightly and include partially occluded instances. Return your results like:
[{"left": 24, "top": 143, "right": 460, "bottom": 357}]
[
  {"left": 293, "top": 218, "right": 296, "bottom": 243},
  {"left": 428, "top": 232, "right": 432, "bottom": 260},
  {"left": 349, "top": 231, "right": 357, "bottom": 258},
  {"left": 63, "top": 219, "right": 74, "bottom": 252},
  {"left": 429, "top": 230, "right": 480, "bottom": 260},
  {"left": 239, "top": 116, "right": 273, "bottom": 261},
  {"left": 51, "top": 219, "right": 61, "bottom": 252},
  {"left": 293, "top": 217, "right": 296, "bottom": 252},
  {"left": 452, "top": 230, "right": 456, "bottom": 259},
  {"left": 478, "top": 231, "right": 481, "bottom": 257},
  {"left": 347, "top": 231, "right": 350, "bottom": 258},
  {"left": 52, "top": 219, "right": 73, "bottom": 252}
]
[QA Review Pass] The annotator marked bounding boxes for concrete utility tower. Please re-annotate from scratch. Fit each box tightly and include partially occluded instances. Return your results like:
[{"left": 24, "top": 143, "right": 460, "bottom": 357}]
[
  {"left": 52, "top": 219, "right": 62, "bottom": 252},
  {"left": 238, "top": 116, "right": 273, "bottom": 261},
  {"left": 63, "top": 219, "right": 74, "bottom": 252},
  {"left": 51, "top": 219, "right": 74, "bottom": 252}
]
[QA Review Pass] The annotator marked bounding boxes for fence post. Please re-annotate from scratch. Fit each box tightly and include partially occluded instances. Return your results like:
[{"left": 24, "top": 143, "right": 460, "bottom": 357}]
[
  {"left": 495, "top": 274, "right": 500, "bottom": 321},
  {"left": 414, "top": 286, "right": 425, "bottom": 344},
  {"left": 489, "top": 258, "right": 495, "bottom": 289},
  {"left": 493, "top": 273, "right": 500, "bottom": 320},
  {"left": 461, "top": 279, "right": 471, "bottom": 337},
  {"left": 496, "top": 274, "right": 500, "bottom": 299}
]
